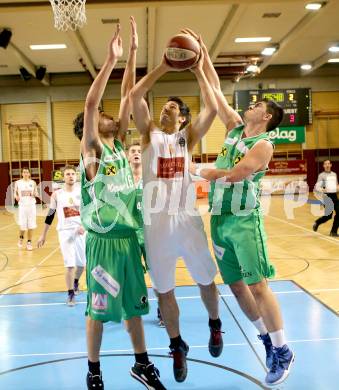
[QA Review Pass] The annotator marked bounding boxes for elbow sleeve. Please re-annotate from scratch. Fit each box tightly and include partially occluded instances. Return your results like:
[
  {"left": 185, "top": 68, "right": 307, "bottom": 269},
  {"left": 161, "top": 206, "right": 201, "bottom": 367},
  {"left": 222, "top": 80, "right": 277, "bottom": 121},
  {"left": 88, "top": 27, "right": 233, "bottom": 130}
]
[{"left": 45, "top": 209, "right": 56, "bottom": 225}]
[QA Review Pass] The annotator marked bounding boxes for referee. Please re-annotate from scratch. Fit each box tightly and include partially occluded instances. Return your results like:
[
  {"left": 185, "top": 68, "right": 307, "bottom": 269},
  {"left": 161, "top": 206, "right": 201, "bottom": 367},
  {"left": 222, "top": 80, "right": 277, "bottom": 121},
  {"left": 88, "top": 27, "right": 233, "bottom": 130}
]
[{"left": 313, "top": 159, "right": 339, "bottom": 237}]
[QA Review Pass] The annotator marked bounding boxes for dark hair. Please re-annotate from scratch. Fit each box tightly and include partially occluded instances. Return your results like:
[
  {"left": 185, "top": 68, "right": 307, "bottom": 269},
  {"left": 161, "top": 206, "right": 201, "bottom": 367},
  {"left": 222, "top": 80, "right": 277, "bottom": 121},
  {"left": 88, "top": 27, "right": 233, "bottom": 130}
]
[
  {"left": 62, "top": 165, "right": 77, "bottom": 174},
  {"left": 126, "top": 141, "right": 141, "bottom": 151},
  {"left": 167, "top": 96, "right": 191, "bottom": 130},
  {"left": 263, "top": 98, "right": 284, "bottom": 132},
  {"left": 323, "top": 159, "right": 331, "bottom": 164},
  {"left": 73, "top": 112, "right": 84, "bottom": 140}
]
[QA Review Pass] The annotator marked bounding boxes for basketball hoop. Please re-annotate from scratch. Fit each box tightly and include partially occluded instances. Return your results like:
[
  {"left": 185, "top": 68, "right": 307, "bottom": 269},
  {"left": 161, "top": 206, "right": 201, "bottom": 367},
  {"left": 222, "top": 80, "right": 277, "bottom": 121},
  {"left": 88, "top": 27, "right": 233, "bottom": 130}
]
[{"left": 50, "top": 0, "right": 87, "bottom": 31}]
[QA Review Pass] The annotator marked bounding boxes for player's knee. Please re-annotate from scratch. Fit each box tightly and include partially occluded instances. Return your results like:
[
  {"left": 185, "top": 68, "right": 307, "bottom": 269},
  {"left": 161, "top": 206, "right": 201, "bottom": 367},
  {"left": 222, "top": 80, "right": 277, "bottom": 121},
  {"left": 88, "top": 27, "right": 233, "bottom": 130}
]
[
  {"left": 158, "top": 289, "right": 175, "bottom": 302},
  {"left": 229, "top": 280, "right": 247, "bottom": 297},
  {"left": 125, "top": 316, "right": 142, "bottom": 333},
  {"left": 248, "top": 280, "right": 267, "bottom": 297}
]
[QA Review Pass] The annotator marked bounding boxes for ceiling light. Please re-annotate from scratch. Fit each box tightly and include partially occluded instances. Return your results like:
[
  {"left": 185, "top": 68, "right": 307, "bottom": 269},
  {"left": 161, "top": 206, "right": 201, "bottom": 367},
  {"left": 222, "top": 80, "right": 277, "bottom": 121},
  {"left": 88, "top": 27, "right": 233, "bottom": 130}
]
[
  {"left": 305, "top": 3, "right": 323, "bottom": 10},
  {"left": 261, "top": 47, "right": 277, "bottom": 56},
  {"left": 246, "top": 64, "right": 259, "bottom": 72},
  {"left": 235, "top": 37, "right": 271, "bottom": 43},
  {"left": 301, "top": 64, "right": 312, "bottom": 70},
  {"left": 329, "top": 46, "right": 339, "bottom": 53},
  {"left": 30, "top": 44, "right": 67, "bottom": 50},
  {"left": 328, "top": 58, "right": 339, "bottom": 63}
]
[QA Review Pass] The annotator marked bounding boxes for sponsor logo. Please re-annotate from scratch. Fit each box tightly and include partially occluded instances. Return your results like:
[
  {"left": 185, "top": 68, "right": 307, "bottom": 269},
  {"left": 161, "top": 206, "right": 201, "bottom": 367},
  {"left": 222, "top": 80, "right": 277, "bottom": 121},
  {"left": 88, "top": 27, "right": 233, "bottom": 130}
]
[
  {"left": 234, "top": 155, "right": 243, "bottom": 165},
  {"left": 63, "top": 206, "right": 80, "bottom": 218},
  {"left": 92, "top": 293, "right": 108, "bottom": 311},
  {"left": 239, "top": 265, "right": 252, "bottom": 278},
  {"left": 21, "top": 190, "right": 32, "bottom": 197},
  {"left": 157, "top": 157, "right": 184, "bottom": 179},
  {"left": 134, "top": 295, "right": 148, "bottom": 310},
  {"left": 91, "top": 265, "right": 120, "bottom": 298},
  {"left": 105, "top": 164, "right": 118, "bottom": 176},
  {"left": 269, "top": 128, "right": 297, "bottom": 142},
  {"left": 219, "top": 146, "right": 228, "bottom": 157}
]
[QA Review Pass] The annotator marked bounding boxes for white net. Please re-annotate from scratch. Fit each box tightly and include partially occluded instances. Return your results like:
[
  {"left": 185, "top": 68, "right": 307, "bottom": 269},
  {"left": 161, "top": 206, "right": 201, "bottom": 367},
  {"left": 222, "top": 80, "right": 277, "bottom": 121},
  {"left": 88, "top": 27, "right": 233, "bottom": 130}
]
[{"left": 50, "top": 0, "right": 87, "bottom": 31}]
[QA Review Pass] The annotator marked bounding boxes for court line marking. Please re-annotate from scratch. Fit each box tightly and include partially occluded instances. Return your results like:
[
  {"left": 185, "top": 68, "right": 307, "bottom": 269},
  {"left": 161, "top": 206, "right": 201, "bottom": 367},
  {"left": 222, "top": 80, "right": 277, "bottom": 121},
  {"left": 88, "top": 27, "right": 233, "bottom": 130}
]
[
  {"left": 267, "top": 215, "right": 339, "bottom": 246},
  {"left": 0, "top": 286, "right": 339, "bottom": 308},
  {"left": 3, "top": 337, "right": 339, "bottom": 358},
  {"left": 0, "top": 246, "right": 60, "bottom": 299},
  {"left": 1, "top": 288, "right": 339, "bottom": 308},
  {"left": 0, "top": 222, "right": 15, "bottom": 231}
]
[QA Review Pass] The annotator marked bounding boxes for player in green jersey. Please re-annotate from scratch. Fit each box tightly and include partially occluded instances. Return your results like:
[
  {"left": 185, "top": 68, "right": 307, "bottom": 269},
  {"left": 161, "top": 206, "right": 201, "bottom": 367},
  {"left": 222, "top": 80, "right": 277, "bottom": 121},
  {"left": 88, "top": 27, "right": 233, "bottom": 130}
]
[
  {"left": 127, "top": 141, "right": 165, "bottom": 328},
  {"left": 183, "top": 29, "right": 295, "bottom": 386},
  {"left": 73, "top": 19, "right": 166, "bottom": 390}
]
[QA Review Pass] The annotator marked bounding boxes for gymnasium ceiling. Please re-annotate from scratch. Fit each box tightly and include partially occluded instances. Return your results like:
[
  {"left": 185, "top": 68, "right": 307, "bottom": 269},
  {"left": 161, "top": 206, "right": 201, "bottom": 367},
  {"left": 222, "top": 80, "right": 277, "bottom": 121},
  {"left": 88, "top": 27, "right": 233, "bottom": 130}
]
[{"left": 0, "top": 0, "right": 339, "bottom": 86}]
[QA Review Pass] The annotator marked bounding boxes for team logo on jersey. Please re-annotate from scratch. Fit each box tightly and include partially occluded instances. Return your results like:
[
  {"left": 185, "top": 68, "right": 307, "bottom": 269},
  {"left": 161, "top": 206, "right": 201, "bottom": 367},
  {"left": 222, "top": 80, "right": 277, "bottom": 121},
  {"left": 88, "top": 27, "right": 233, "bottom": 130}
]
[
  {"left": 69, "top": 197, "right": 74, "bottom": 205},
  {"left": 219, "top": 146, "right": 228, "bottom": 157},
  {"left": 105, "top": 164, "right": 118, "bottom": 176},
  {"left": 178, "top": 137, "right": 185, "bottom": 147},
  {"left": 134, "top": 295, "right": 148, "bottom": 310},
  {"left": 92, "top": 293, "right": 108, "bottom": 311}
]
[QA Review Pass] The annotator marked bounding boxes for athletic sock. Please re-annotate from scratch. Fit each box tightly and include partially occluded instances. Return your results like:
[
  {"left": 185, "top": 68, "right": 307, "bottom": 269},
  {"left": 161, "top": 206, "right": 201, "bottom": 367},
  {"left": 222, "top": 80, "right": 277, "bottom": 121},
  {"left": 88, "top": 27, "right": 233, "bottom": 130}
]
[
  {"left": 74, "top": 278, "right": 79, "bottom": 287},
  {"left": 209, "top": 318, "right": 222, "bottom": 330},
  {"left": 170, "top": 335, "right": 183, "bottom": 350},
  {"left": 269, "top": 329, "right": 286, "bottom": 348},
  {"left": 252, "top": 317, "right": 268, "bottom": 336},
  {"left": 68, "top": 289, "right": 74, "bottom": 296},
  {"left": 88, "top": 360, "right": 100, "bottom": 375},
  {"left": 134, "top": 352, "right": 150, "bottom": 365}
]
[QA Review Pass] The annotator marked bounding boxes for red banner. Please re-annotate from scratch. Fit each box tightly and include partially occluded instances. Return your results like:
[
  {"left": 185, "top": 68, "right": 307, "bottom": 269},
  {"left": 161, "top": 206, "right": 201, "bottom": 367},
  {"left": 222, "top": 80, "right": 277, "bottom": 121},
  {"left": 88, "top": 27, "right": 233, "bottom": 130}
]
[{"left": 268, "top": 160, "right": 307, "bottom": 175}]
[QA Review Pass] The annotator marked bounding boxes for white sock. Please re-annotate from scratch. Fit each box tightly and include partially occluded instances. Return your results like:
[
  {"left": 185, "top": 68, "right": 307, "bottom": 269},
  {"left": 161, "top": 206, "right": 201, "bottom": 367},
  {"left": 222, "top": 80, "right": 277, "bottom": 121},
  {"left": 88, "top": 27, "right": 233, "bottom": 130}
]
[
  {"left": 252, "top": 317, "right": 268, "bottom": 336},
  {"left": 269, "top": 329, "right": 286, "bottom": 348}
]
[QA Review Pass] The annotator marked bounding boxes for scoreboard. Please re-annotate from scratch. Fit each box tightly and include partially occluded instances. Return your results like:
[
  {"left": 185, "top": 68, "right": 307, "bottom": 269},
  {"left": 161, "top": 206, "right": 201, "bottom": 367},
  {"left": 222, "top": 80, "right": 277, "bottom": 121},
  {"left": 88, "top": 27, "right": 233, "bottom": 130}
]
[{"left": 233, "top": 88, "right": 312, "bottom": 126}]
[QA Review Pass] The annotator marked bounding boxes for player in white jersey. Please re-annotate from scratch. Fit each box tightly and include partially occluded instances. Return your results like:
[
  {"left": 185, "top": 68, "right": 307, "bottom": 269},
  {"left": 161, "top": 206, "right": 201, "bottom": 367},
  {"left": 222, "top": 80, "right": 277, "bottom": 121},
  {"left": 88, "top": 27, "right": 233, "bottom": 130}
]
[
  {"left": 127, "top": 142, "right": 165, "bottom": 327},
  {"left": 313, "top": 159, "right": 339, "bottom": 237},
  {"left": 130, "top": 48, "right": 223, "bottom": 382},
  {"left": 37, "top": 165, "right": 86, "bottom": 306},
  {"left": 14, "top": 167, "right": 39, "bottom": 251}
]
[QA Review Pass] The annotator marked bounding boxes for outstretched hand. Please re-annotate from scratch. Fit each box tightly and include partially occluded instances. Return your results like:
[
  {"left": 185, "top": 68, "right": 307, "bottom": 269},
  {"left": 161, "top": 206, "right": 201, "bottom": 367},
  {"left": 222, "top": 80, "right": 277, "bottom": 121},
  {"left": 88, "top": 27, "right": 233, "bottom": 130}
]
[
  {"left": 108, "top": 23, "right": 123, "bottom": 61},
  {"left": 130, "top": 16, "right": 138, "bottom": 50},
  {"left": 37, "top": 235, "right": 45, "bottom": 248}
]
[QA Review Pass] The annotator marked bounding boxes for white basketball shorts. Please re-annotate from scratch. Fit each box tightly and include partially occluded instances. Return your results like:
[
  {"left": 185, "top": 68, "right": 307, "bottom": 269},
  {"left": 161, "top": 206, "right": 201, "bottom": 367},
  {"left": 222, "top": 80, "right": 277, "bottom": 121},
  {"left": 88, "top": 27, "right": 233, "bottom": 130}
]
[
  {"left": 144, "top": 210, "right": 217, "bottom": 293},
  {"left": 58, "top": 229, "right": 86, "bottom": 268},
  {"left": 18, "top": 205, "right": 37, "bottom": 230}
]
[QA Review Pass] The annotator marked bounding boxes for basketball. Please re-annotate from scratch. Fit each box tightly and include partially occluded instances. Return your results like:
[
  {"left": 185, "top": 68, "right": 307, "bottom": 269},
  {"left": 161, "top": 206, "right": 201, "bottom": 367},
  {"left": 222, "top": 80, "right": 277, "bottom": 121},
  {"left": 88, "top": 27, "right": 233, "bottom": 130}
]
[{"left": 165, "top": 34, "right": 201, "bottom": 69}]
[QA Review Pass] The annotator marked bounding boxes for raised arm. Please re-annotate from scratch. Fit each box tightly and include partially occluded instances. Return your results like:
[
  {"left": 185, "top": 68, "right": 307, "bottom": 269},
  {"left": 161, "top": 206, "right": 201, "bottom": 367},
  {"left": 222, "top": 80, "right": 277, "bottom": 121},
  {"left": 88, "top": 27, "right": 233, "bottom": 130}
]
[
  {"left": 182, "top": 29, "right": 242, "bottom": 132},
  {"left": 81, "top": 24, "right": 123, "bottom": 156},
  {"left": 130, "top": 58, "right": 170, "bottom": 135},
  {"left": 187, "top": 50, "right": 218, "bottom": 151},
  {"left": 118, "top": 16, "right": 138, "bottom": 140},
  {"left": 192, "top": 140, "right": 273, "bottom": 182}
]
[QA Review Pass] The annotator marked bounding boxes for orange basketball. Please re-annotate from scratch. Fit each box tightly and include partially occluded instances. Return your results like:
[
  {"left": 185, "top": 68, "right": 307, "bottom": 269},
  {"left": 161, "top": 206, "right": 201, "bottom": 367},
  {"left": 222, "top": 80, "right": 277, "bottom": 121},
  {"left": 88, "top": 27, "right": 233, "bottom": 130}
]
[{"left": 165, "top": 34, "right": 201, "bottom": 69}]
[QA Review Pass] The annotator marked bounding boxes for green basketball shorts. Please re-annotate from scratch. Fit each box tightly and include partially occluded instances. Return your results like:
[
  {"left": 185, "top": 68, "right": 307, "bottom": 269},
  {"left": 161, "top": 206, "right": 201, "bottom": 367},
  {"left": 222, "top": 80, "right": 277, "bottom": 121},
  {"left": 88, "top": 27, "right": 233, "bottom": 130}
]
[
  {"left": 85, "top": 230, "right": 149, "bottom": 323},
  {"left": 211, "top": 209, "right": 275, "bottom": 285}
]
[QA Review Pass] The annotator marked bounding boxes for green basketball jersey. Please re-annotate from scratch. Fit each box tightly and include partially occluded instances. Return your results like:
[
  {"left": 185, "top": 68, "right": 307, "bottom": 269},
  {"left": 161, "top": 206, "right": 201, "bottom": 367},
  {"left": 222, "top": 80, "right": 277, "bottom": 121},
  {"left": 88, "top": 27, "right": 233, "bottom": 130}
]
[
  {"left": 81, "top": 140, "right": 139, "bottom": 235},
  {"left": 209, "top": 125, "right": 273, "bottom": 215}
]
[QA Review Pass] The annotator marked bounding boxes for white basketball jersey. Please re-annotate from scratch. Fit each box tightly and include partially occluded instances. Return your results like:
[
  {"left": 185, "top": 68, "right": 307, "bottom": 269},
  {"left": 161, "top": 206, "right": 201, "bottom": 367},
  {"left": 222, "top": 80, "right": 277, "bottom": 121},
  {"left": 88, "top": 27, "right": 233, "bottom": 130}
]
[
  {"left": 52, "top": 186, "right": 81, "bottom": 231},
  {"left": 16, "top": 179, "right": 36, "bottom": 206},
  {"left": 142, "top": 127, "right": 196, "bottom": 213}
]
